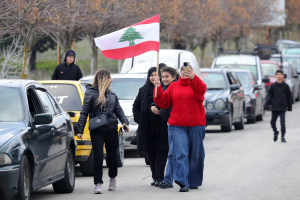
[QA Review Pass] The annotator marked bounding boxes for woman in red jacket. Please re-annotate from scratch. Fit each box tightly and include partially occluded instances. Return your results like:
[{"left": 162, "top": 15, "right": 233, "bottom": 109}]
[{"left": 154, "top": 65, "right": 206, "bottom": 192}]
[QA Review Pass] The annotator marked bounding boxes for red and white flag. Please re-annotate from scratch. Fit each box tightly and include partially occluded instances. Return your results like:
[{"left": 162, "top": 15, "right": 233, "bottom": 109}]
[{"left": 94, "top": 15, "right": 160, "bottom": 60}]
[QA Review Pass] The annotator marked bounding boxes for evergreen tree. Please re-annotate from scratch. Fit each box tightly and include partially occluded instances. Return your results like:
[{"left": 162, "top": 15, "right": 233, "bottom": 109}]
[{"left": 118, "top": 27, "right": 144, "bottom": 46}]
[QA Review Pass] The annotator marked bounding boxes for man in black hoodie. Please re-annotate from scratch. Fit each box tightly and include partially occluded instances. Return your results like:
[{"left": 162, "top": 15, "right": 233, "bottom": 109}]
[
  {"left": 264, "top": 70, "right": 293, "bottom": 143},
  {"left": 52, "top": 50, "right": 83, "bottom": 80}
]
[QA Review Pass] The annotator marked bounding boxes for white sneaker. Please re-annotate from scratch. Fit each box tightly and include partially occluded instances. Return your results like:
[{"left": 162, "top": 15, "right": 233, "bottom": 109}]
[
  {"left": 108, "top": 178, "right": 116, "bottom": 191},
  {"left": 94, "top": 183, "right": 102, "bottom": 194}
]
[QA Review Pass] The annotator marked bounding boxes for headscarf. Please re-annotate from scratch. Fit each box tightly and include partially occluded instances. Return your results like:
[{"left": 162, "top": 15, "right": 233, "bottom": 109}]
[
  {"left": 140, "top": 67, "right": 157, "bottom": 113},
  {"left": 180, "top": 64, "right": 194, "bottom": 77}
]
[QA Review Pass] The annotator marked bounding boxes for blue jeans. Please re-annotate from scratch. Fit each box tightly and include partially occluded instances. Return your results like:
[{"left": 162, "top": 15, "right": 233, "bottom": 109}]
[{"left": 162, "top": 126, "right": 205, "bottom": 188}]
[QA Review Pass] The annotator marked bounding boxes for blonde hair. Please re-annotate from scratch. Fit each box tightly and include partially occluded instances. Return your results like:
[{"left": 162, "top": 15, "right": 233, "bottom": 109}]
[{"left": 92, "top": 69, "right": 112, "bottom": 107}]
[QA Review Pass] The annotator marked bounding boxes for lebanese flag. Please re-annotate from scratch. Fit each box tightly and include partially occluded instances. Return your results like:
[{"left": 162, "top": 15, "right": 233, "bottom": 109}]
[{"left": 94, "top": 15, "right": 160, "bottom": 60}]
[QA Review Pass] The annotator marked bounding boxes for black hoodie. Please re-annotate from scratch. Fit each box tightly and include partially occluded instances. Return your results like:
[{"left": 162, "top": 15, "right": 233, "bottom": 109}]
[
  {"left": 52, "top": 50, "right": 83, "bottom": 80},
  {"left": 264, "top": 81, "right": 293, "bottom": 111}
]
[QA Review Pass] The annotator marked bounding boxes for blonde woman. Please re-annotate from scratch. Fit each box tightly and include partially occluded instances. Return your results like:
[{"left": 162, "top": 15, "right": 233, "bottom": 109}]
[{"left": 77, "top": 69, "right": 129, "bottom": 194}]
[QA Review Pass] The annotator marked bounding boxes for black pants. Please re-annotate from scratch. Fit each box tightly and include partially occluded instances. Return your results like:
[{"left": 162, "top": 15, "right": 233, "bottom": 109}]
[
  {"left": 147, "top": 134, "right": 168, "bottom": 181},
  {"left": 270, "top": 111, "right": 286, "bottom": 137},
  {"left": 90, "top": 130, "right": 118, "bottom": 184}
]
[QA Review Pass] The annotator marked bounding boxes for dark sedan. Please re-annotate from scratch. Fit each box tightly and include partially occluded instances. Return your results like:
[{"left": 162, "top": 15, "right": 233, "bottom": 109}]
[
  {"left": 233, "top": 69, "right": 264, "bottom": 123},
  {"left": 201, "top": 68, "right": 245, "bottom": 132},
  {"left": 0, "top": 79, "right": 76, "bottom": 200}
]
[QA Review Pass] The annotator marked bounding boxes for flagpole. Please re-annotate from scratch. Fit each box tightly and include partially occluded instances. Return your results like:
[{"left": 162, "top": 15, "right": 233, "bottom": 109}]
[{"left": 155, "top": 51, "right": 159, "bottom": 97}]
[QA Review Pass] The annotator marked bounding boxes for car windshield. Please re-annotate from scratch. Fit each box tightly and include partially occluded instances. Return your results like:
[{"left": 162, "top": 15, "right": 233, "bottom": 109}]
[
  {"left": 200, "top": 72, "right": 226, "bottom": 90},
  {"left": 261, "top": 63, "right": 278, "bottom": 77},
  {"left": 235, "top": 72, "right": 250, "bottom": 87},
  {"left": 110, "top": 78, "right": 145, "bottom": 100},
  {"left": 43, "top": 84, "right": 82, "bottom": 111},
  {"left": 0, "top": 87, "right": 23, "bottom": 122},
  {"left": 215, "top": 64, "right": 258, "bottom": 79}
]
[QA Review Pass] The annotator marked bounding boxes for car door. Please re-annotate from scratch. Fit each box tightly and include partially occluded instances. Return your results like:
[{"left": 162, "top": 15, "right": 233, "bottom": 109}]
[
  {"left": 26, "top": 86, "right": 57, "bottom": 181},
  {"left": 35, "top": 87, "right": 68, "bottom": 175},
  {"left": 226, "top": 72, "right": 240, "bottom": 121},
  {"left": 231, "top": 72, "right": 244, "bottom": 118},
  {"left": 251, "top": 73, "right": 263, "bottom": 115}
]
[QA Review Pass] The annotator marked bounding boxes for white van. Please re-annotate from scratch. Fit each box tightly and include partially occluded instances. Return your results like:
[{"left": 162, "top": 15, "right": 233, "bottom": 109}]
[{"left": 121, "top": 49, "right": 201, "bottom": 77}]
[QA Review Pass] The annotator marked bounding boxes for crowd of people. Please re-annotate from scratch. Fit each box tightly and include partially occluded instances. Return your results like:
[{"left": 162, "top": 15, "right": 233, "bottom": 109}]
[{"left": 56, "top": 49, "right": 292, "bottom": 194}]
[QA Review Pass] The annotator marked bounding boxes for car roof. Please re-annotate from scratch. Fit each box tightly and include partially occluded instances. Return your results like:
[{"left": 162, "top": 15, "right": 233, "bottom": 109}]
[
  {"left": 276, "top": 39, "right": 300, "bottom": 45},
  {"left": 80, "top": 73, "right": 147, "bottom": 81},
  {"left": 200, "top": 68, "right": 232, "bottom": 73},
  {"left": 0, "top": 79, "right": 43, "bottom": 88},
  {"left": 231, "top": 69, "right": 251, "bottom": 73},
  {"left": 271, "top": 54, "right": 300, "bottom": 58},
  {"left": 215, "top": 55, "right": 257, "bottom": 65},
  {"left": 39, "top": 80, "right": 83, "bottom": 85}
]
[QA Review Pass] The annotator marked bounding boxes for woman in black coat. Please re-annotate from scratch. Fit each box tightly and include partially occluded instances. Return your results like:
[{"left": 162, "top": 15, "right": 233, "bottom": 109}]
[
  {"left": 132, "top": 67, "right": 168, "bottom": 186},
  {"left": 77, "top": 69, "right": 129, "bottom": 194}
]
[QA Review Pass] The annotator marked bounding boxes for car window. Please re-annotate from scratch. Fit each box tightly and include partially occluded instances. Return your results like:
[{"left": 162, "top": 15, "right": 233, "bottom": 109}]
[
  {"left": 235, "top": 72, "right": 250, "bottom": 87},
  {"left": 110, "top": 78, "right": 145, "bottom": 100},
  {"left": 270, "top": 57, "right": 300, "bottom": 69},
  {"left": 0, "top": 87, "right": 24, "bottom": 122},
  {"left": 36, "top": 90, "right": 56, "bottom": 116},
  {"left": 215, "top": 64, "right": 258, "bottom": 79},
  {"left": 47, "top": 93, "right": 61, "bottom": 116},
  {"left": 43, "top": 84, "right": 83, "bottom": 111},
  {"left": 261, "top": 63, "right": 278, "bottom": 77},
  {"left": 227, "top": 72, "right": 239, "bottom": 85},
  {"left": 200, "top": 72, "right": 227, "bottom": 90},
  {"left": 250, "top": 73, "right": 257, "bottom": 85}
]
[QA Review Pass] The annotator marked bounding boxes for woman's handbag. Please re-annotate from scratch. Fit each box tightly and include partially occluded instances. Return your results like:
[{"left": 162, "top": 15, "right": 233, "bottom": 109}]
[
  {"left": 130, "top": 127, "right": 139, "bottom": 145},
  {"left": 89, "top": 94, "right": 110, "bottom": 131}
]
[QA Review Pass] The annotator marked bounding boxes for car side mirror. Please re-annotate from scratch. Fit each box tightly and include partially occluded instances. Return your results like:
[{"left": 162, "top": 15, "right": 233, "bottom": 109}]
[
  {"left": 254, "top": 85, "right": 262, "bottom": 90},
  {"left": 262, "top": 77, "right": 270, "bottom": 83},
  {"left": 34, "top": 114, "right": 53, "bottom": 125},
  {"left": 230, "top": 84, "right": 240, "bottom": 91},
  {"left": 293, "top": 74, "right": 299, "bottom": 79},
  {"left": 297, "top": 69, "right": 300, "bottom": 74}
]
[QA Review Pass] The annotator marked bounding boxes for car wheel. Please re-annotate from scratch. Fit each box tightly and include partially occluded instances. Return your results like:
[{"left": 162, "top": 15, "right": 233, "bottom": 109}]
[
  {"left": 234, "top": 111, "right": 244, "bottom": 130},
  {"left": 221, "top": 112, "right": 232, "bottom": 132},
  {"left": 117, "top": 132, "right": 124, "bottom": 167},
  {"left": 16, "top": 155, "right": 31, "bottom": 200},
  {"left": 247, "top": 109, "right": 256, "bottom": 124},
  {"left": 53, "top": 148, "right": 75, "bottom": 193},
  {"left": 80, "top": 150, "right": 94, "bottom": 176},
  {"left": 145, "top": 154, "right": 150, "bottom": 165}
]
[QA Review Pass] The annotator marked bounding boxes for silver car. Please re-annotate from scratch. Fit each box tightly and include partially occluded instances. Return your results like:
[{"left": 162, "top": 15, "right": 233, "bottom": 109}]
[{"left": 80, "top": 73, "right": 147, "bottom": 148}]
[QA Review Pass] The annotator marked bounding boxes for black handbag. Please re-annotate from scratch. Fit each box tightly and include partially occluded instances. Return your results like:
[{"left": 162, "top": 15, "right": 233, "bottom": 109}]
[
  {"left": 89, "top": 94, "right": 110, "bottom": 131},
  {"left": 130, "top": 127, "right": 138, "bottom": 145}
]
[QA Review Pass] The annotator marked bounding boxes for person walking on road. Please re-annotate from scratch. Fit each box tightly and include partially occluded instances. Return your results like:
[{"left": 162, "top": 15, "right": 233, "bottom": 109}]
[
  {"left": 154, "top": 65, "right": 206, "bottom": 192},
  {"left": 52, "top": 50, "right": 83, "bottom": 80},
  {"left": 149, "top": 67, "right": 178, "bottom": 187},
  {"left": 132, "top": 67, "right": 168, "bottom": 187},
  {"left": 77, "top": 69, "right": 129, "bottom": 194},
  {"left": 264, "top": 69, "right": 293, "bottom": 143}
]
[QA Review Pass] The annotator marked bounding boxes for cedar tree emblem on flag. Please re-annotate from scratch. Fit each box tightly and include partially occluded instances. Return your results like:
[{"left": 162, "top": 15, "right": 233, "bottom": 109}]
[
  {"left": 94, "top": 15, "right": 160, "bottom": 60},
  {"left": 118, "top": 27, "right": 144, "bottom": 46}
]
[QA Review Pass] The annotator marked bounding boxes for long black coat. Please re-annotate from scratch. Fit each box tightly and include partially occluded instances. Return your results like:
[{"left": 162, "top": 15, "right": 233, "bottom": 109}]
[
  {"left": 264, "top": 81, "right": 293, "bottom": 111},
  {"left": 78, "top": 87, "right": 128, "bottom": 134}
]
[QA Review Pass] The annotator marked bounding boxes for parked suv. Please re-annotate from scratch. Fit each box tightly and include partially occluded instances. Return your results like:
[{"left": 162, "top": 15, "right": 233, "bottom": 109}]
[{"left": 201, "top": 68, "right": 245, "bottom": 132}]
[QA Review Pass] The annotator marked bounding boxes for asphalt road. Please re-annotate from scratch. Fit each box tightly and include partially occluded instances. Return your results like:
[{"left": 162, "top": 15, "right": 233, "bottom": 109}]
[{"left": 31, "top": 103, "right": 300, "bottom": 200}]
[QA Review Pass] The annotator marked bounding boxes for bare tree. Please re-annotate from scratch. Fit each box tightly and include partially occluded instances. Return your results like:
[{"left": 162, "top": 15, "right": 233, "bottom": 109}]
[{"left": 0, "top": 36, "right": 23, "bottom": 78}]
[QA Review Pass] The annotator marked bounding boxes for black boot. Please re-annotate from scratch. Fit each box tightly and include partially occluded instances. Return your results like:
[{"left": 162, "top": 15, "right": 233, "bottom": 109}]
[
  {"left": 159, "top": 182, "right": 173, "bottom": 188},
  {"left": 155, "top": 180, "right": 162, "bottom": 187},
  {"left": 273, "top": 131, "right": 279, "bottom": 142},
  {"left": 281, "top": 137, "right": 286, "bottom": 143}
]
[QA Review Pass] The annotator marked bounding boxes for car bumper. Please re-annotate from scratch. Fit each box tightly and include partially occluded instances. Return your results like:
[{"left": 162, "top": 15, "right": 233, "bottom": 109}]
[
  {"left": 245, "top": 105, "right": 255, "bottom": 119},
  {"left": 0, "top": 165, "right": 20, "bottom": 199},
  {"left": 205, "top": 111, "right": 229, "bottom": 126},
  {"left": 123, "top": 124, "right": 138, "bottom": 148}
]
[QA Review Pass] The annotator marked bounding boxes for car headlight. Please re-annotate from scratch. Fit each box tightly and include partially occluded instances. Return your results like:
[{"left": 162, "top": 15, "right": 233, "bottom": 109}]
[
  {"left": 206, "top": 102, "right": 213, "bottom": 110},
  {"left": 245, "top": 95, "right": 251, "bottom": 104},
  {"left": 127, "top": 115, "right": 137, "bottom": 125},
  {"left": 0, "top": 153, "right": 12, "bottom": 166},
  {"left": 215, "top": 99, "right": 225, "bottom": 110}
]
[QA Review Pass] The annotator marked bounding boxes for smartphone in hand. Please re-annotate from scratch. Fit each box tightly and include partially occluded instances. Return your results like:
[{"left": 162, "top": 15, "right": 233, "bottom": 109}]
[{"left": 183, "top": 62, "right": 191, "bottom": 71}]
